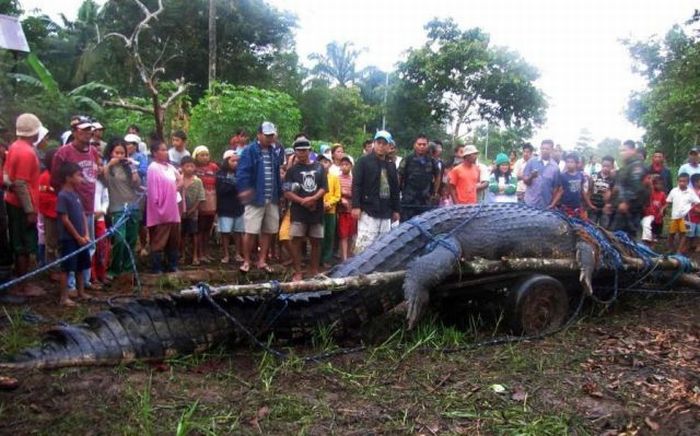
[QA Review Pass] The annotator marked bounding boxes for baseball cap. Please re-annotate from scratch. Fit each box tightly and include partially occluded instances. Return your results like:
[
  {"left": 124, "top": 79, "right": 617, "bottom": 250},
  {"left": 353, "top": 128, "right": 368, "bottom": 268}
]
[
  {"left": 689, "top": 146, "right": 700, "bottom": 154},
  {"left": 293, "top": 136, "right": 311, "bottom": 150},
  {"left": 74, "top": 116, "right": 93, "bottom": 130},
  {"left": 340, "top": 155, "right": 354, "bottom": 165},
  {"left": 124, "top": 133, "right": 141, "bottom": 144},
  {"left": 259, "top": 121, "right": 277, "bottom": 135},
  {"left": 374, "top": 130, "right": 393, "bottom": 143},
  {"left": 92, "top": 121, "right": 104, "bottom": 130},
  {"left": 223, "top": 149, "right": 236, "bottom": 160},
  {"left": 462, "top": 145, "right": 479, "bottom": 155},
  {"left": 319, "top": 143, "right": 331, "bottom": 154},
  {"left": 284, "top": 147, "right": 295, "bottom": 156}
]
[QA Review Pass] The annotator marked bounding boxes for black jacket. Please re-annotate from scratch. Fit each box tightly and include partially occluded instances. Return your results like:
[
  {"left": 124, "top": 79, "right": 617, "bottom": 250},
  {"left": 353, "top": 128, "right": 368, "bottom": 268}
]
[
  {"left": 216, "top": 169, "right": 244, "bottom": 217},
  {"left": 351, "top": 152, "right": 400, "bottom": 219}
]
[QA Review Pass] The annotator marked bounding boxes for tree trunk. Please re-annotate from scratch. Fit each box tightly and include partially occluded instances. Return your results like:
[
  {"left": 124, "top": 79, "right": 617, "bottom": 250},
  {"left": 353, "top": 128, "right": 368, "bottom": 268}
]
[{"left": 208, "top": 0, "right": 217, "bottom": 88}]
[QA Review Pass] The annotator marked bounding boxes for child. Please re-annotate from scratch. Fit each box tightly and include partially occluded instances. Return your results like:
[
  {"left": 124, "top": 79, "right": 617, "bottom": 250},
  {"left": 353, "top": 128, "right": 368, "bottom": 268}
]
[
  {"left": 38, "top": 148, "right": 60, "bottom": 281},
  {"left": 686, "top": 174, "right": 700, "bottom": 251},
  {"left": 552, "top": 152, "right": 595, "bottom": 218},
  {"left": 318, "top": 154, "right": 340, "bottom": 267},
  {"left": 91, "top": 177, "right": 110, "bottom": 284},
  {"left": 278, "top": 165, "right": 293, "bottom": 266},
  {"left": 337, "top": 155, "right": 356, "bottom": 261},
  {"left": 168, "top": 130, "right": 190, "bottom": 167},
  {"left": 181, "top": 156, "right": 205, "bottom": 265},
  {"left": 56, "top": 162, "right": 92, "bottom": 307},
  {"left": 666, "top": 173, "right": 700, "bottom": 254},
  {"left": 193, "top": 146, "right": 219, "bottom": 263},
  {"left": 487, "top": 153, "right": 518, "bottom": 203},
  {"left": 216, "top": 150, "right": 244, "bottom": 264},
  {"left": 589, "top": 156, "right": 615, "bottom": 227},
  {"left": 641, "top": 176, "right": 667, "bottom": 246}
]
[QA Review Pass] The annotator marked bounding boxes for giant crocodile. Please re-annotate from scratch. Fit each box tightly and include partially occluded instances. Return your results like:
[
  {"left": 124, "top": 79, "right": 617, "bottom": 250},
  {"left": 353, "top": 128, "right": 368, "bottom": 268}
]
[{"left": 1, "top": 203, "right": 697, "bottom": 369}]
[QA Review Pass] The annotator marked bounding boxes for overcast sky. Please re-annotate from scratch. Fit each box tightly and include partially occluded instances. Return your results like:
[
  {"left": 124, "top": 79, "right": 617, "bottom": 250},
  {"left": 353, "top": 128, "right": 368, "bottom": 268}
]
[{"left": 20, "top": 0, "right": 697, "bottom": 148}]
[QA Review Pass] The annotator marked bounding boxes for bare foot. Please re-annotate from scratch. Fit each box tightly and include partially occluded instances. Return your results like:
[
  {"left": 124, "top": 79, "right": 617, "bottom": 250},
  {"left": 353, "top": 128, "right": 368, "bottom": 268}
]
[
  {"left": 77, "top": 292, "right": 93, "bottom": 301},
  {"left": 221, "top": 257, "right": 230, "bottom": 264},
  {"left": 60, "top": 297, "right": 77, "bottom": 307},
  {"left": 291, "top": 272, "right": 304, "bottom": 282}
]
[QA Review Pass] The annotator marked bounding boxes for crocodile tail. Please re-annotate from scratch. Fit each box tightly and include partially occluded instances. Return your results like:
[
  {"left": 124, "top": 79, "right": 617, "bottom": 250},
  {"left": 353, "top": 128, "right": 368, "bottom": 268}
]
[{"left": 0, "top": 297, "right": 238, "bottom": 370}]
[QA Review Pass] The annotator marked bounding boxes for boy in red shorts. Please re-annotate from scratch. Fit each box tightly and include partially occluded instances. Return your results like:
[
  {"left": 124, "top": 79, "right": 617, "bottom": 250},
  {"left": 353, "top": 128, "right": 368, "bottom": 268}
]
[{"left": 337, "top": 155, "right": 357, "bottom": 261}]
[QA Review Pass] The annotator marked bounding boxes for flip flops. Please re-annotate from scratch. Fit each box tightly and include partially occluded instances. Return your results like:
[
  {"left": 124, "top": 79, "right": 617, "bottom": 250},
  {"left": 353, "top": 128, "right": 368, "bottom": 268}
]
[{"left": 239, "top": 262, "right": 250, "bottom": 273}]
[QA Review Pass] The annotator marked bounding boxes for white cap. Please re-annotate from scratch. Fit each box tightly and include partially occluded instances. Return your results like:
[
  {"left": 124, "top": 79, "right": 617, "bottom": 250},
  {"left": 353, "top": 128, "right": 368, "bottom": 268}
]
[
  {"left": 33, "top": 126, "right": 49, "bottom": 146},
  {"left": 260, "top": 121, "right": 276, "bottom": 135},
  {"left": 124, "top": 133, "right": 141, "bottom": 144}
]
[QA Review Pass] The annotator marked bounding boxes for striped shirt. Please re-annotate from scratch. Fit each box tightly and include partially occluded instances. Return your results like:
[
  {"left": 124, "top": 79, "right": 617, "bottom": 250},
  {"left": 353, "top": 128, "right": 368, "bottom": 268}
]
[{"left": 261, "top": 151, "right": 273, "bottom": 200}]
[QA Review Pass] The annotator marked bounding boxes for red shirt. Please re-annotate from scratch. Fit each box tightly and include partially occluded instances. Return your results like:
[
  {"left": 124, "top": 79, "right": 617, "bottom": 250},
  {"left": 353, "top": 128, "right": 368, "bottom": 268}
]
[
  {"left": 38, "top": 170, "right": 57, "bottom": 218},
  {"left": 4, "top": 139, "right": 40, "bottom": 211},
  {"left": 195, "top": 162, "right": 219, "bottom": 215},
  {"left": 50, "top": 142, "right": 100, "bottom": 213},
  {"left": 644, "top": 190, "right": 667, "bottom": 224}
]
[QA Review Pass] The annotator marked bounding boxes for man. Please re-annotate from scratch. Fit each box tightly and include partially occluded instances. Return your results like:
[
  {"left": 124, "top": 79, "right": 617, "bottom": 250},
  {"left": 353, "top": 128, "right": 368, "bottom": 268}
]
[
  {"left": 51, "top": 115, "right": 103, "bottom": 291},
  {"left": 237, "top": 121, "right": 283, "bottom": 273},
  {"left": 362, "top": 139, "right": 373, "bottom": 156},
  {"left": 430, "top": 140, "right": 445, "bottom": 187},
  {"left": 648, "top": 150, "right": 672, "bottom": 194},
  {"left": 448, "top": 145, "right": 486, "bottom": 205},
  {"left": 522, "top": 140, "right": 561, "bottom": 209},
  {"left": 168, "top": 130, "right": 190, "bottom": 167},
  {"left": 4, "top": 113, "right": 45, "bottom": 298},
  {"left": 589, "top": 155, "right": 616, "bottom": 227},
  {"left": 352, "top": 130, "right": 400, "bottom": 254},
  {"left": 399, "top": 134, "right": 440, "bottom": 221},
  {"left": 388, "top": 140, "right": 402, "bottom": 169},
  {"left": 611, "top": 140, "right": 648, "bottom": 237},
  {"left": 678, "top": 147, "right": 700, "bottom": 180},
  {"left": 552, "top": 143, "right": 565, "bottom": 172},
  {"left": 514, "top": 142, "right": 534, "bottom": 201},
  {"left": 283, "top": 136, "right": 327, "bottom": 281},
  {"left": 92, "top": 121, "right": 107, "bottom": 154}
]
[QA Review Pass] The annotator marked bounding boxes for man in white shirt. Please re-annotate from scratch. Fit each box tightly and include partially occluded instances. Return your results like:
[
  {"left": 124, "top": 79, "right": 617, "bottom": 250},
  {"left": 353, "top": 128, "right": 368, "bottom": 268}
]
[{"left": 514, "top": 142, "right": 534, "bottom": 201}]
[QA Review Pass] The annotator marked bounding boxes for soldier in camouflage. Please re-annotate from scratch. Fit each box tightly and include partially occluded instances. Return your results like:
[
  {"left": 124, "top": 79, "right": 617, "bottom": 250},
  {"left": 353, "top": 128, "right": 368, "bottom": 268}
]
[
  {"left": 610, "top": 140, "right": 649, "bottom": 237},
  {"left": 398, "top": 135, "right": 441, "bottom": 221}
]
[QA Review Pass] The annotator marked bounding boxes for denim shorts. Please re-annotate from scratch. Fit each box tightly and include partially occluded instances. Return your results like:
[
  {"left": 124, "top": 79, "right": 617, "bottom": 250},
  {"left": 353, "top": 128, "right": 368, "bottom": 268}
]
[{"left": 218, "top": 216, "right": 245, "bottom": 233}]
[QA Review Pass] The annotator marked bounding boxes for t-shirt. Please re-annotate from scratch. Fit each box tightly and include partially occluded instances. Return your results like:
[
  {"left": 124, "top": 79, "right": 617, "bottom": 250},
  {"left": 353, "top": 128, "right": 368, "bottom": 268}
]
[
  {"left": 104, "top": 163, "right": 139, "bottom": 214},
  {"left": 338, "top": 173, "right": 353, "bottom": 213},
  {"left": 51, "top": 143, "right": 100, "bottom": 213},
  {"left": 689, "top": 188, "right": 700, "bottom": 224},
  {"left": 195, "top": 162, "right": 219, "bottom": 214},
  {"left": 644, "top": 190, "right": 667, "bottom": 223},
  {"left": 285, "top": 162, "right": 327, "bottom": 224},
  {"left": 513, "top": 157, "right": 531, "bottom": 193},
  {"left": 4, "top": 139, "right": 40, "bottom": 211},
  {"left": 183, "top": 176, "right": 205, "bottom": 219},
  {"left": 590, "top": 172, "right": 614, "bottom": 208},
  {"left": 666, "top": 187, "right": 700, "bottom": 219},
  {"left": 523, "top": 158, "right": 561, "bottom": 209},
  {"left": 559, "top": 171, "right": 585, "bottom": 209},
  {"left": 678, "top": 162, "right": 700, "bottom": 179},
  {"left": 448, "top": 163, "right": 481, "bottom": 204},
  {"left": 168, "top": 147, "right": 190, "bottom": 167},
  {"left": 56, "top": 189, "right": 85, "bottom": 241},
  {"left": 38, "top": 170, "right": 57, "bottom": 218}
]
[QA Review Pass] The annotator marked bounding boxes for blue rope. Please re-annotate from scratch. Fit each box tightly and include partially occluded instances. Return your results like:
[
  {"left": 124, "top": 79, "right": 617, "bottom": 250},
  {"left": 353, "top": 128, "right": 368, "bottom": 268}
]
[{"left": 0, "top": 194, "right": 144, "bottom": 293}]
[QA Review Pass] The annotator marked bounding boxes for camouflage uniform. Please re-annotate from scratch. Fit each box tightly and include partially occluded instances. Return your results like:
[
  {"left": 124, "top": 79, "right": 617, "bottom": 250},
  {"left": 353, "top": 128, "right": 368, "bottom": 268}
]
[
  {"left": 398, "top": 153, "right": 439, "bottom": 221},
  {"left": 611, "top": 155, "right": 649, "bottom": 237}
]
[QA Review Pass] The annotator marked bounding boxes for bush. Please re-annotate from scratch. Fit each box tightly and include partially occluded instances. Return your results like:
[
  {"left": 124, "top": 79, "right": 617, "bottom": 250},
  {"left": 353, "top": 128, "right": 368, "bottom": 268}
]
[{"left": 189, "top": 83, "right": 301, "bottom": 159}]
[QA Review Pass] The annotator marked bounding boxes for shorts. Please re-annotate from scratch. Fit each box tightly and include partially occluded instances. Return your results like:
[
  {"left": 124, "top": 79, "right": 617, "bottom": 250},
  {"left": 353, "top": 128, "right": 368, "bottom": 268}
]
[
  {"left": 218, "top": 215, "right": 244, "bottom": 233},
  {"left": 278, "top": 210, "right": 291, "bottom": 241},
  {"left": 244, "top": 203, "right": 280, "bottom": 234},
  {"left": 198, "top": 214, "right": 215, "bottom": 234},
  {"left": 290, "top": 221, "right": 324, "bottom": 239},
  {"left": 60, "top": 238, "right": 91, "bottom": 273},
  {"left": 7, "top": 203, "right": 37, "bottom": 256},
  {"left": 668, "top": 218, "right": 687, "bottom": 234},
  {"left": 337, "top": 212, "right": 357, "bottom": 239},
  {"left": 686, "top": 222, "right": 700, "bottom": 238},
  {"left": 181, "top": 217, "right": 198, "bottom": 235},
  {"left": 354, "top": 212, "right": 392, "bottom": 254}
]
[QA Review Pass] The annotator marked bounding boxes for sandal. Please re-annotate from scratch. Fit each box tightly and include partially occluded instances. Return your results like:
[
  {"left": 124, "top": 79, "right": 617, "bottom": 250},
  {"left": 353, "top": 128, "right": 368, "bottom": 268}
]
[
  {"left": 257, "top": 264, "right": 273, "bottom": 274},
  {"left": 239, "top": 262, "right": 250, "bottom": 273}
]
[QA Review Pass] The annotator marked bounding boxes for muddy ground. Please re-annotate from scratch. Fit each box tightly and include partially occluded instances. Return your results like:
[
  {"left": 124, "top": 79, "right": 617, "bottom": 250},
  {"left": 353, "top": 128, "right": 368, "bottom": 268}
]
[{"left": 0, "top": 265, "right": 698, "bottom": 435}]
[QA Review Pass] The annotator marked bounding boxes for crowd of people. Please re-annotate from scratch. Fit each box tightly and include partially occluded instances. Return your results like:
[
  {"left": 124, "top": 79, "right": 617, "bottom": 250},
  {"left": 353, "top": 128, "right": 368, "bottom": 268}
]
[{"left": 1, "top": 112, "right": 698, "bottom": 306}]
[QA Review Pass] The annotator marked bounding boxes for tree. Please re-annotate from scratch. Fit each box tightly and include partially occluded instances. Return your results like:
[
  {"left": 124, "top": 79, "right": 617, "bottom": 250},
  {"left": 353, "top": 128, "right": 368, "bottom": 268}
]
[
  {"left": 309, "top": 41, "right": 364, "bottom": 87},
  {"left": 473, "top": 124, "right": 533, "bottom": 161},
  {"left": 624, "top": 17, "right": 700, "bottom": 166},
  {"left": 102, "top": 0, "right": 189, "bottom": 140},
  {"left": 397, "top": 18, "right": 547, "bottom": 142},
  {"left": 189, "top": 84, "right": 301, "bottom": 159},
  {"left": 574, "top": 128, "right": 595, "bottom": 159},
  {"left": 596, "top": 137, "right": 621, "bottom": 162}
]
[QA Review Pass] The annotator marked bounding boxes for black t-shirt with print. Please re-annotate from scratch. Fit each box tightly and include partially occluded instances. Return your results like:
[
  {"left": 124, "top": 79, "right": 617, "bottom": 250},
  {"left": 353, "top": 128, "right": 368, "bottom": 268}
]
[{"left": 284, "top": 162, "right": 328, "bottom": 224}]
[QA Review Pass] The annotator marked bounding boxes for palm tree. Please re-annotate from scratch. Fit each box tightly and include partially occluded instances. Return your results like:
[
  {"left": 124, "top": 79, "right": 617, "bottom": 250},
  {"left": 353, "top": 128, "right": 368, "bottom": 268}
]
[{"left": 309, "top": 41, "right": 364, "bottom": 87}]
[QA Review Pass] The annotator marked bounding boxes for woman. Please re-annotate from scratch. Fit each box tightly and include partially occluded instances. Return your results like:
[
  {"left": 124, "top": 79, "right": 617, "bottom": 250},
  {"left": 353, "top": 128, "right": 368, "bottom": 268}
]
[
  {"left": 488, "top": 153, "right": 518, "bottom": 203},
  {"left": 329, "top": 143, "right": 344, "bottom": 177},
  {"left": 146, "top": 141, "right": 182, "bottom": 273},
  {"left": 103, "top": 139, "right": 142, "bottom": 281}
]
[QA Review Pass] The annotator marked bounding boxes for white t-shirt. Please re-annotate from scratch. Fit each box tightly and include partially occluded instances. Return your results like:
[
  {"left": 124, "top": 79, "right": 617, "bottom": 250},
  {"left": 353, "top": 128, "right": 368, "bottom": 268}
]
[
  {"left": 666, "top": 187, "right": 700, "bottom": 219},
  {"left": 168, "top": 147, "right": 190, "bottom": 166},
  {"left": 513, "top": 157, "right": 530, "bottom": 193}
]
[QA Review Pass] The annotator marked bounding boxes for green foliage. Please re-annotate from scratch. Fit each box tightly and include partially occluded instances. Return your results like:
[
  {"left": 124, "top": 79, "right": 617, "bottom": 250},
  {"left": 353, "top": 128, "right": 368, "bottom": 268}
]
[
  {"left": 309, "top": 41, "right": 364, "bottom": 87},
  {"left": 189, "top": 83, "right": 301, "bottom": 158},
  {"left": 625, "top": 18, "right": 700, "bottom": 166},
  {"left": 596, "top": 137, "right": 622, "bottom": 162},
  {"left": 396, "top": 18, "right": 547, "bottom": 141},
  {"left": 473, "top": 124, "right": 533, "bottom": 162}
]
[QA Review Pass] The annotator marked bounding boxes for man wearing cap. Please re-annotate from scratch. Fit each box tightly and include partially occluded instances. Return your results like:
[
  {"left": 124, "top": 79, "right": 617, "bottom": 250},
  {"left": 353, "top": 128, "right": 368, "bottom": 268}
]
[
  {"left": 522, "top": 139, "right": 561, "bottom": 209},
  {"left": 284, "top": 137, "right": 327, "bottom": 281},
  {"left": 399, "top": 134, "right": 440, "bottom": 220},
  {"left": 4, "top": 113, "right": 45, "bottom": 297},
  {"left": 351, "top": 130, "right": 400, "bottom": 254},
  {"left": 124, "top": 134, "right": 149, "bottom": 183},
  {"left": 92, "top": 122, "right": 106, "bottom": 154},
  {"left": 678, "top": 147, "right": 700, "bottom": 180},
  {"left": 448, "top": 145, "right": 485, "bottom": 205},
  {"left": 51, "top": 115, "right": 103, "bottom": 290},
  {"left": 237, "top": 121, "right": 284, "bottom": 273}
]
